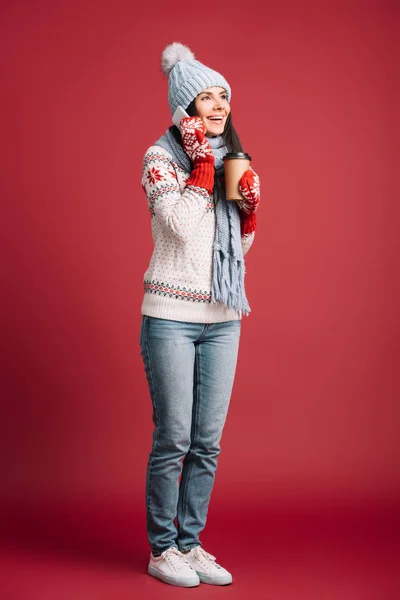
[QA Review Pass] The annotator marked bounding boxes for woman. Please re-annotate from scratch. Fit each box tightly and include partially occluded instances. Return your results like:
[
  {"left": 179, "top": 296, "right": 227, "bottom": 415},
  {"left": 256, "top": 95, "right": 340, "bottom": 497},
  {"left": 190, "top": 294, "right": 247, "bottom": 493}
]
[{"left": 140, "top": 43, "right": 260, "bottom": 587}]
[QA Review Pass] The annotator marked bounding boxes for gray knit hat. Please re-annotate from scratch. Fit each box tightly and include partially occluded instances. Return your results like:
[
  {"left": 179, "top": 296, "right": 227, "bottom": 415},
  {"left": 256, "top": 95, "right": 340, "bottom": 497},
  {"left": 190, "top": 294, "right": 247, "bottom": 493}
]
[{"left": 161, "top": 42, "right": 231, "bottom": 115}]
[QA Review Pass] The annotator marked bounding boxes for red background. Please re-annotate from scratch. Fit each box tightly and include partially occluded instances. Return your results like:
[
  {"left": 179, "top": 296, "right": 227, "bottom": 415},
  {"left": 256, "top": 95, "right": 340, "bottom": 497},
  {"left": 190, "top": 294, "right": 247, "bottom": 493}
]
[{"left": 1, "top": 1, "right": 399, "bottom": 598}]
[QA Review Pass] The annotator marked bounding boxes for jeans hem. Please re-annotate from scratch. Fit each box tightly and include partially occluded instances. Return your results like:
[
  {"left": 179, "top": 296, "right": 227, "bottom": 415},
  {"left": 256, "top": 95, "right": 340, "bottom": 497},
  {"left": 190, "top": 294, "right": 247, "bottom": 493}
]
[
  {"left": 151, "top": 543, "right": 179, "bottom": 557},
  {"left": 179, "top": 542, "right": 202, "bottom": 553}
]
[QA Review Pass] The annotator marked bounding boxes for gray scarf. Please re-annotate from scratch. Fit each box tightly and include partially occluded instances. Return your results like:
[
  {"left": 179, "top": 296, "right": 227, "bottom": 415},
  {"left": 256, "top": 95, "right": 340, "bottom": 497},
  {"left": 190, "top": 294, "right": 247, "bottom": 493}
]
[{"left": 155, "top": 129, "right": 250, "bottom": 316}]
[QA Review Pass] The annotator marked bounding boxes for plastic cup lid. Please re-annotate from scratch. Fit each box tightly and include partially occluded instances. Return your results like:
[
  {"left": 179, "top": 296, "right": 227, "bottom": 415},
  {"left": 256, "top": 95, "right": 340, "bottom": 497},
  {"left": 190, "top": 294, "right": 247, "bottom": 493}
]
[{"left": 223, "top": 152, "right": 252, "bottom": 161}]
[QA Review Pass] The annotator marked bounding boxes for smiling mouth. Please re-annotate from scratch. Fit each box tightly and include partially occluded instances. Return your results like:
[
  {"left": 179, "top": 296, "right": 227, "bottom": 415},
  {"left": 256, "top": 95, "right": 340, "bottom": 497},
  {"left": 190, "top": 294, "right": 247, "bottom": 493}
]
[{"left": 207, "top": 116, "right": 224, "bottom": 124}]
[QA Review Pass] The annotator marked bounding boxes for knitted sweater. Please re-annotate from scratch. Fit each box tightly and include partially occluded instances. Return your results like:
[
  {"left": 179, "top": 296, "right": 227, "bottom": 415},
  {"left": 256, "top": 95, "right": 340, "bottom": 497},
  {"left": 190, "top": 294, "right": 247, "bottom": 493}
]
[{"left": 141, "top": 145, "right": 255, "bottom": 323}]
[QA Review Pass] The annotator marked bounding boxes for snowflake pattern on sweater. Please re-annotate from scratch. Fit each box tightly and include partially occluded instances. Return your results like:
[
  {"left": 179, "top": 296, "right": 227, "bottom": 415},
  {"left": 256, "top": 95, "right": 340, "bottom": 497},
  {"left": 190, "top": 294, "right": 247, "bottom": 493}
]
[{"left": 141, "top": 145, "right": 256, "bottom": 323}]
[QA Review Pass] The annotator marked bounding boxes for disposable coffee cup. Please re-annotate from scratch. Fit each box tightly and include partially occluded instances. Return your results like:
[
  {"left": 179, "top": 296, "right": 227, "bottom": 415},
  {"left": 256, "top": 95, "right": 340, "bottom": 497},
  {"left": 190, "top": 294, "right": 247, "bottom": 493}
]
[{"left": 223, "top": 152, "right": 252, "bottom": 201}]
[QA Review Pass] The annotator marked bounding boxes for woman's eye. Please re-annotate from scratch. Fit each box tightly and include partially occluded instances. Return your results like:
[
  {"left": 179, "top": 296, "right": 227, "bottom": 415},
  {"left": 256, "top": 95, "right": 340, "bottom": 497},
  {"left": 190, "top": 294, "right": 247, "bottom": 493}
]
[{"left": 200, "top": 94, "right": 227, "bottom": 101}]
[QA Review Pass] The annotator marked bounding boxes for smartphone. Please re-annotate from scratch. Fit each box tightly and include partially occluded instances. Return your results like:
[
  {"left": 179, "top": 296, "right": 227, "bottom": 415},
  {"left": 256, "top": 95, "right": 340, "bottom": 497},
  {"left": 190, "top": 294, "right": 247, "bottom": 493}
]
[{"left": 172, "top": 105, "right": 190, "bottom": 129}]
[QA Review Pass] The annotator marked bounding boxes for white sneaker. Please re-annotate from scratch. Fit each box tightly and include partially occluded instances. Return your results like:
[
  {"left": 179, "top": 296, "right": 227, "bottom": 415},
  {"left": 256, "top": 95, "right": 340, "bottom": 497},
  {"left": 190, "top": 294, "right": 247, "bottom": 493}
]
[
  {"left": 148, "top": 547, "right": 200, "bottom": 587},
  {"left": 184, "top": 546, "right": 232, "bottom": 585}
]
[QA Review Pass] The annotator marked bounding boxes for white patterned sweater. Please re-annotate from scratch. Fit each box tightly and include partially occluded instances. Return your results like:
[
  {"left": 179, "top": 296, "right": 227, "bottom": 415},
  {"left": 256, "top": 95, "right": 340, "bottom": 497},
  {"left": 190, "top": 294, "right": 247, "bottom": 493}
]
[{"left": 141, "top": 146, "right": 255, "bottom": 323}]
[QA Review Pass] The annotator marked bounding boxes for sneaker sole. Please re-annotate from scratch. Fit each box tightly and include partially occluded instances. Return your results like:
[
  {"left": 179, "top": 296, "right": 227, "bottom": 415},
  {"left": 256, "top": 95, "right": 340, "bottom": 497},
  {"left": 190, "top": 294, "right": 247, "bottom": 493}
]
[
  {"left": 148, "top": 565, "right": 200, "bottom": 587},
  {"left": 197, "top": 572, "right": 233, "bottom": 585}
]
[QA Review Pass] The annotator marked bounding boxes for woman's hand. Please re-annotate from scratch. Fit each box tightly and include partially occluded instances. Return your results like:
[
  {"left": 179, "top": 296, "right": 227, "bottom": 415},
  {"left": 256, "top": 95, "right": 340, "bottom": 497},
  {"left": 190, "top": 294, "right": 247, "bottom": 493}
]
[
  {"left": 237, "top": 168, "right": 260, "bottom": 214},
  {"left": 180, "top": 117, "right": 214, "bottom": 165},
  {"left": 237, "top": 168, "right": 260, "bottom": 236},
  {"left": 180, "top": 117, "right": 215, "bottom": 194}
]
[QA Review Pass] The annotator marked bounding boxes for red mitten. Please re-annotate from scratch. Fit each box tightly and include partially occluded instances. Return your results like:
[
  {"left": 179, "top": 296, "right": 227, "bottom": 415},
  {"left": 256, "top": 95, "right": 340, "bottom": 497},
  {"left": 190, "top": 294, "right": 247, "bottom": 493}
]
[
  {"left": 237, "top": 168, "right": 260, "bottom": 214},
  {"left": 180, "top": 117, "right": 215, "bottom": 193},
  {"left": 238, "top": 168, "right": 260, "bottom": 236}
]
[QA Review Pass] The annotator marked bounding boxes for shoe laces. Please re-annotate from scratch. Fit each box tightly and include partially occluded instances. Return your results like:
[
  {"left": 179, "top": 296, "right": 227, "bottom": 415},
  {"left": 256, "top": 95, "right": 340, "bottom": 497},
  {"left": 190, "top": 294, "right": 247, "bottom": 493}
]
[
  {"left": 162, "top": 547, "right": 193, "bottom": 573},
  {"left": 191, "top": 546, "right": 221, "bottom": 570}
]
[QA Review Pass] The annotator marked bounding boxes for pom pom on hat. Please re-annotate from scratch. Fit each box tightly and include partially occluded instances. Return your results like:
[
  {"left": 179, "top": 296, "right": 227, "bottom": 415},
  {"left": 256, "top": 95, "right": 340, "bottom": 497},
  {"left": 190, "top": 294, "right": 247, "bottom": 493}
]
[
  {"left": 161, "top": 42, "right": 195, "bottom": 76},
  {"left": 161, "top": 42, "right": 231, "bottom": 115}
]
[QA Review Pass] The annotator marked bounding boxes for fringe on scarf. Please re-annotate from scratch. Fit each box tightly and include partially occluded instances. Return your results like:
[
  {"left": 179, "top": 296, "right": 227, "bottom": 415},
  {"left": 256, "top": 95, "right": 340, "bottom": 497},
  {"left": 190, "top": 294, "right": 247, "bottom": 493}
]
[{"left": 212, "top": 243, "right": 251, "bottom": 316}]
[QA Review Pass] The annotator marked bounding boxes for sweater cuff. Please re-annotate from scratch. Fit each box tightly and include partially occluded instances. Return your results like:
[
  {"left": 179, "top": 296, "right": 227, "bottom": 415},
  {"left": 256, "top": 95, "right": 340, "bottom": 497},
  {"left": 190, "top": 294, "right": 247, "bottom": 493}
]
[
  {"left": 186, "top": 160, "right": 214, "bottom": 194},
  {"left": 240, "top": 211, "right": 257, "bottom": 236}
]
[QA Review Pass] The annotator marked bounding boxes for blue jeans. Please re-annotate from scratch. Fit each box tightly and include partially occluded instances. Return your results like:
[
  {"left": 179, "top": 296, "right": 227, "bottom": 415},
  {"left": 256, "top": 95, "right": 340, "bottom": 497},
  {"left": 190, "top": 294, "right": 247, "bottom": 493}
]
[{"left": 139, "top": 315, "right": 241, "bottom": 555}]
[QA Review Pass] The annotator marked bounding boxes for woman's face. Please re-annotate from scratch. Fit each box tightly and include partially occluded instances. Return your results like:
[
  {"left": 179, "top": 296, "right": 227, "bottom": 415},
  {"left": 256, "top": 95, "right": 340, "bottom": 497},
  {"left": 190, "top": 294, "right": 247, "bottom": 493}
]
[{"left": 194, "top": 87, "right": 231, "bottom": 137}]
